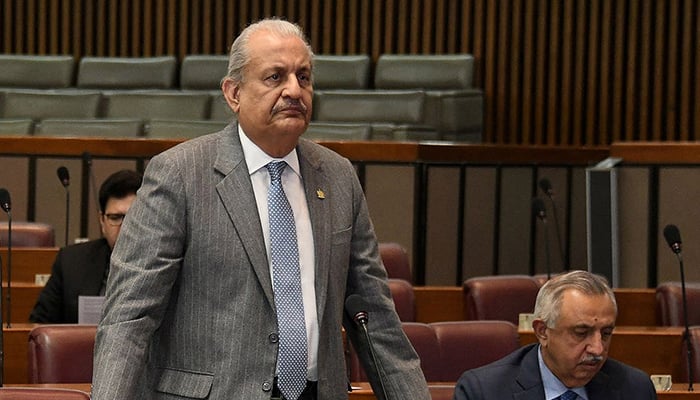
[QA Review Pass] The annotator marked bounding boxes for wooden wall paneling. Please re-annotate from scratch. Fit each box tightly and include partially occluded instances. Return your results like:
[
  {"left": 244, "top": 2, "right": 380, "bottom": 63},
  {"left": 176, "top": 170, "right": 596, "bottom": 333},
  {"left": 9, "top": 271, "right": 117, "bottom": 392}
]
[
  {"left": 495, "top": 0, "right": 510, "bottom": 141},
  {"left": 559, "top": 1, "right": 574, "bottom": 145},
  {"left": 545, "top": 1, "right": 560, "bottom": 145},
  {"left": 665, "top": 0, "right": 679, "bottom": 140},
  {"left": 508, "top": 0, "right": 521, "bottom": 144},
  {"left": 678, "top": 0, "right": 693, "bottom": 141},
  {"left": 532, "top": 0, "right": 548, "bottom": 146},
  {"left": 626, "top": 0, "right": 642, "bottom": 141},
  {"left": 596, "top": 0, "right": 613, "bottom": 146},
  {"left": 611, "top": 0, "right": 626, "bottom": 142},
  {"left": 470, "top": 0, "right": 484, "bottom": 88},
  {"left": 696, "top": 4, "right": 700, "bottom": 140},
  {"left": 651, "top": 0, "right": 666, "bottom": 141},
  {"left": 584, "top": 0, "right": 600, "bottom": 146},
  {"left": 520, "top": 0, "right": 535, "bottom": 144},
  {"left": 483, "top": 0, "right": 497, "bottom": 142}
]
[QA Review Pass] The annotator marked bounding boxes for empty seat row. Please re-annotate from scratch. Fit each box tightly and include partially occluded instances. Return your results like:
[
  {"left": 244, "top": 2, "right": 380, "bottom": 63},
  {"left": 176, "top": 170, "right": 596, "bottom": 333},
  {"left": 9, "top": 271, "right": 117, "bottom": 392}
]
[
  {"left": 0, "top": 54, "right": 225, "bottom": 91},
  {"left": 0, "top": 89, "right": 233, "bottom": 122},
  {"left": 0, "top": 53, "right": 483, "bottom": 142}
]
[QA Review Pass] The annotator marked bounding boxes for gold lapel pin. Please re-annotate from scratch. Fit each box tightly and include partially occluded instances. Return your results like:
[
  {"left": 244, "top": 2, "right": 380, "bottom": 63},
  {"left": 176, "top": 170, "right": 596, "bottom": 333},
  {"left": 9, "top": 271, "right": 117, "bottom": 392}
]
[{"left": 316, "top": 189, "right": 325, "bottom": 199}]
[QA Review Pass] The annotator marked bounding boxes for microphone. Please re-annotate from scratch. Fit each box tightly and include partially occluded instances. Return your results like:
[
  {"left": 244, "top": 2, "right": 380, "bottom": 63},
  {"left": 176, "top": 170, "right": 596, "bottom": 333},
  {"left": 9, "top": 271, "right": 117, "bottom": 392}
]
[
  {"left": 0, "top": 188, "right": 9, "bottom": 214},
  {"left": 57, "top": 166, "right": 70, "bottom": 188},
  {"left": 532, "top": 198, "right": 551, "bottom": 280},
  {"left": 57, "top": 166, "right": 70, "bottom": 246},
  {"left": 345, "top": 294, "right": 387, "bottom": 400},
  {"left": 0, "top": 188, "right": 11, "bottom": 329},
  {"left": 538, "top": 178, "right": 567, "bottom": 271},
  {"left": 663, "top": 224, "right": 693, "bottom": 391}
]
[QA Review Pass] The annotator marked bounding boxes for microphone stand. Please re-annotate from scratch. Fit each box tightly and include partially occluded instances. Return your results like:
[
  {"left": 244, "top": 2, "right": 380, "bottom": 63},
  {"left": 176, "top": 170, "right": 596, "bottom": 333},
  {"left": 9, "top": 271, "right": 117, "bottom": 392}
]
[
  {"left": 0, "top": 241, "right": 4, "bottom": 386},
  {"left": 544, "top": 190, "right": 567, "bottom": 271},
  {"left": 355, "top": 312, "right": 388, "bottom": 400},
  {"left": 63, "top": 185, "right": 70, "bottom": 247},
  {"left": 677, "top": 251, "right": 694, "bottom": 391},
  {"left": 5, "top": 210, "right": 10, "bottom": 329}
]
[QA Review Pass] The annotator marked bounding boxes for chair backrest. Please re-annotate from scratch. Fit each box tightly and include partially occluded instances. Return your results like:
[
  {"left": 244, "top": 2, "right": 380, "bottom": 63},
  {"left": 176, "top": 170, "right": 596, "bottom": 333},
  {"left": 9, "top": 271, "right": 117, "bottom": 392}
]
[
  {"left": 1, "top": 90, "right": 102, "bottom": 121},
  {"left": 0, "top": 119, "right": 34, "bottom": 136},
  {"left": 0, "top": 55, "right": 76, "bottom": 89},
  {"left": 313, "top": 90, "right": 425, "bottom": 124},
  {"left": 346, "top": 320, "right": 519, "bottom": 382},
  {"left": 313, "top": 55, "right": 371, "bottom": 90},
  {"left": 462, "top": 274, "right": 542, "bottom": 325},
  {"left": 374, "top": 54, "right": 475, "bottom": 90},
  {"left": 0, "top": 388, "right": 91, "bottom": 400},
  {"left": 180, "top": 55, "right": 229, "bottom": 90},
  {"left": 146, "top": 119, "right": 227, "bottom": 139},
  {"left": 77, "top": 56, "right": 177, "bottom": 89},
  {"left": 431, "top": 320, "right": 519, "bottom": 381},
  {"left": 379, "top": 242, "right": 412, "bottom": 282},
  {"left": 102, "top": 91, "right": 211, "bottom": 121},
  {"left": 36, "top": 118, "right": 144, "bottom": 138},
  {"left": 304, "top": 122, "right": 371, "bottom": 141},
  {"left": 28, "top": 324, "right": 97, "bottom": 383},
  {"left": 0, "top": 221, "right": 55, "bottom": 247},
  {"left": 209, "top": 93, "right": 236, "bottom": 121},
  {"left": 655, "top": 281, "right": 700, "bottom": 326},
  {"left": 388, "top": 278, "right": 415, "bottom": 322}
]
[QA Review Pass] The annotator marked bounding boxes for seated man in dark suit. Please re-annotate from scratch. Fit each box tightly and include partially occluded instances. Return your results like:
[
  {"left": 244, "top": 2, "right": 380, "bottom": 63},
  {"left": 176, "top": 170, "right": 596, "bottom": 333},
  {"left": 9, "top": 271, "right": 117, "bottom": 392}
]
[
  {"left": 29, "top": 169, "right": 143, "bottom": 323},
  {"left": 453, "top": 270, "right": 656, "bottom": 400}
]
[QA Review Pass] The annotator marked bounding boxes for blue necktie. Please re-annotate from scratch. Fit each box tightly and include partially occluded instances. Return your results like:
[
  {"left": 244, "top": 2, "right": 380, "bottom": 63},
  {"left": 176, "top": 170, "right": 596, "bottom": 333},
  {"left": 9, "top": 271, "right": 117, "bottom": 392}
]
[
  {"left": 559, "top": 390, "right": 578, "bottom": 400},
  {"left": 267, "top": 161, "right": 308, "bottom": 400}
]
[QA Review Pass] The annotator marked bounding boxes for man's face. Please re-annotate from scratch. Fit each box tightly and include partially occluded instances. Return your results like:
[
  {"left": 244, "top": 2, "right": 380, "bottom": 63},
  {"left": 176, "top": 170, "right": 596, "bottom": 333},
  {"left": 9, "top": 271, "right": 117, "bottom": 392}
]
[
  {"left": 222, "top": 30, "right": 313, "bottom": 157},
  {"left": 534, "top": 289, "right": 616, "bottom": 388},
  {"left": 99, "top": 194, "right": 136, "bottom": 249}
]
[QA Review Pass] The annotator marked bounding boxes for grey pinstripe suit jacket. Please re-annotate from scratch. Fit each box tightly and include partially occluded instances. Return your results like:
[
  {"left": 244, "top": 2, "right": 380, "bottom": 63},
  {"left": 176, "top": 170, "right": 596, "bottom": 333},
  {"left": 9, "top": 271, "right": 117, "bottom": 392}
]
[{"left": 92, "top": 124, "right": 430, "bottom": 399}]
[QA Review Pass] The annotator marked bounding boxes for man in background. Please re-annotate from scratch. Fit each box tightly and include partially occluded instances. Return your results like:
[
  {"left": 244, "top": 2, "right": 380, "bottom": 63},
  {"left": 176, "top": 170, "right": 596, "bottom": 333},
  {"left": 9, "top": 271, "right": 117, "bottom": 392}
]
[
  {"left": 453, "top": 270, "right": 656, "bottom": 400},
  {"left": 29, "top": 169, "right": 143, "bottom": 323}
]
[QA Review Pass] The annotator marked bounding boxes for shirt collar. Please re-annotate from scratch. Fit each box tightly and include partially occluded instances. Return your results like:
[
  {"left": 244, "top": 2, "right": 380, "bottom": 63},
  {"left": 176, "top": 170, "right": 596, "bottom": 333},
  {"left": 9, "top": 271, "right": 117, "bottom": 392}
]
[
  {"left": 538, "top": 345, "right": 588, "bottom": 400},
  {"left": 238, "top": 125, "right": 301, "bottom": 177}
]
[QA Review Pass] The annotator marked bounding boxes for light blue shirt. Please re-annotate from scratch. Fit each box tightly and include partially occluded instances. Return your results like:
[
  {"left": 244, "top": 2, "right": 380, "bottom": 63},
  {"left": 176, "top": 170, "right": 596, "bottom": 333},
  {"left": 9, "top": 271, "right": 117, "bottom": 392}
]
[{"left": 538, "top": 345, "right": 588, "bottom": 400}]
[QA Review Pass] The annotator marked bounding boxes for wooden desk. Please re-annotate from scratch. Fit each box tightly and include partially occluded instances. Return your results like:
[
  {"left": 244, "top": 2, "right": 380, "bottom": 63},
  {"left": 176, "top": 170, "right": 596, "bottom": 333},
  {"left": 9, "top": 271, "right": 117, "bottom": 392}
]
[
  {"left": 2, "top": 283, "right": 42, "bottom": 324},
  {"left": 615, "top": 288, "right": 657, "bottom": 326},
  {"left": 520, "top": 326, "right": 687, "bottom": 378},
  {"left": 7, "top": 382, "right": 700, "bottom": 399},
  {"left": 1, "top": 247, "right": 58, "bottom": 283},
  {"left": 414, "top": 286, "right": 463, "bottom": 323},
  {"left": 3, "top": 323, "right": 38, "bottom": 384}
]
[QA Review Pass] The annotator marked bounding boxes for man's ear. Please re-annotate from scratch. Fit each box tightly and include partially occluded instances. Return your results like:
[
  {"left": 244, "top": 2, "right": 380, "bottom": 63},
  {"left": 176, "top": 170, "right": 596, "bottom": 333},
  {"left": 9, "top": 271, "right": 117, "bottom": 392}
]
[
  {"left": 221, "top": 78, "right": 241, "bottom": 113},
  {"left": 533, "top": 319, "right": 548, "bottom": 344}
]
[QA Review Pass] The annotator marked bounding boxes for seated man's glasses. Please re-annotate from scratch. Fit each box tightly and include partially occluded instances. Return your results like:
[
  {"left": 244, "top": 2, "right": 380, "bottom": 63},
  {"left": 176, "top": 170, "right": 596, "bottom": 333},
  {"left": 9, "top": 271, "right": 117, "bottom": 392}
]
[{"left": 104, "top": 213, "right": 126, "bottom": 226}]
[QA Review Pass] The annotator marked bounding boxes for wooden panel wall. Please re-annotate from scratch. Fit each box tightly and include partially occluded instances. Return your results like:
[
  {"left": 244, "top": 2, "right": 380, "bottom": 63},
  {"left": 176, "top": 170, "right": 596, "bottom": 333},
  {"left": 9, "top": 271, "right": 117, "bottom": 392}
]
[{"left": 1, "top": 0, "right": 699, "bottom": 145}]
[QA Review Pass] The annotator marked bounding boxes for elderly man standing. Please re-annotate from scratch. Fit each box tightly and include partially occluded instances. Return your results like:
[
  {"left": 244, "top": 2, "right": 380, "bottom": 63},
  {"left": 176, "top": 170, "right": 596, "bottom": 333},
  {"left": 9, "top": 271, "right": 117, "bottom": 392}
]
[{"left": 91, "top": 18, "right": 429, "bottom": 400}]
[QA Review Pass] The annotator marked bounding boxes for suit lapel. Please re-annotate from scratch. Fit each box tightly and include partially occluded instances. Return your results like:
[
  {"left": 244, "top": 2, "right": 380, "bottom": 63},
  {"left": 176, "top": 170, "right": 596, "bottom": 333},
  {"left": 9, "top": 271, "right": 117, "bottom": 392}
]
[
  {"left": 214, "top": 125, "right": 274, "bottom": 306},
  {"left": 514, "top": 345, "right": 546, "bottom": 400},
  {"left": 298, "top": 140, "right": 331, "bottom": 327}
]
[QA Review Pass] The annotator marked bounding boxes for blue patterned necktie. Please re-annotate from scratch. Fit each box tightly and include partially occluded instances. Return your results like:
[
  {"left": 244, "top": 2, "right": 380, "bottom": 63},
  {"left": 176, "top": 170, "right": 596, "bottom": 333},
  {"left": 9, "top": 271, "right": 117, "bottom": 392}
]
[
  {"left": 559, "top": 390, "right": 578, "bottom": 400},
  {"left": 266, "top": 161, "right": 308, "bottom": 400}
]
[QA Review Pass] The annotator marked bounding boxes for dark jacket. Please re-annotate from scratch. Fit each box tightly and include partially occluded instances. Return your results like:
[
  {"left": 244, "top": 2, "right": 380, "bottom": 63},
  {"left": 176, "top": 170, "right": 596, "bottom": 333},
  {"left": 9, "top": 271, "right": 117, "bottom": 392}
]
[
  {"left": 453, "top": 344, "right": 657, "bottom": 400},
  {"left": 29, "top": 238, "right": 110, "bottom": 323}
]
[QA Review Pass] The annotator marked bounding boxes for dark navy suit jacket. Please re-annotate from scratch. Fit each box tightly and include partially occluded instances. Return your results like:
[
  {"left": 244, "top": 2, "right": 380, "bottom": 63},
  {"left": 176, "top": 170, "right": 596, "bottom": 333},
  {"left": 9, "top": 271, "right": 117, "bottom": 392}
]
[{"left": 453, "top": 344, "right": 657, "bottom": 400}]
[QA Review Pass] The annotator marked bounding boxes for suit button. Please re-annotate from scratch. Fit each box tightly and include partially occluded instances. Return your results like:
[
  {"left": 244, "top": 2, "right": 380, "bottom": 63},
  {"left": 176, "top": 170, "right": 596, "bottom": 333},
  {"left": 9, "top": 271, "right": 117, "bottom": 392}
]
[
  {"left": 269, "top": 333, "right": 279, "bottom": 343},
  {"left": 262, "top": 381, "right": 272, "bottom": 392}
]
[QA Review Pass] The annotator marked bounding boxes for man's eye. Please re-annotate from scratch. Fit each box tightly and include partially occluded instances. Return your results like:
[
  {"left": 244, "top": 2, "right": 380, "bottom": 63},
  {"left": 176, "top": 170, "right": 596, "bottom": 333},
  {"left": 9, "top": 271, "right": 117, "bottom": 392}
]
[{"left": 268, "top": 73, "right": 280, "bottom": 81}]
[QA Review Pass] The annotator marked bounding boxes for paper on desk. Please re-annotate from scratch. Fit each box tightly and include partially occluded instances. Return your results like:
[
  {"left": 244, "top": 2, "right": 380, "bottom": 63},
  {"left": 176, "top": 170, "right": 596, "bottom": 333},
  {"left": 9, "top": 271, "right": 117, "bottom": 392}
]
[{"left": 78, "top": 295, "right": 105, "bottom": 324}]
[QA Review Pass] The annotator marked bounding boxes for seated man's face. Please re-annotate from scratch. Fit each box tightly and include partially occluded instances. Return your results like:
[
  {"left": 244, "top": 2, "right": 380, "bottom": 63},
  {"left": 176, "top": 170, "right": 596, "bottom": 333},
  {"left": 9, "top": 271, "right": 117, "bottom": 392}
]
[
  {"left": 100, "top": 194, "right": 136, "bottom": 249},
  {"left": 537, "top": 289, "right": 616, "bottom": 388}
]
